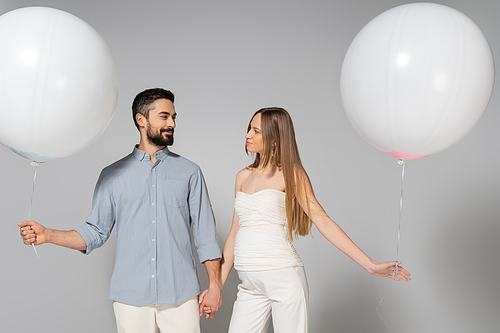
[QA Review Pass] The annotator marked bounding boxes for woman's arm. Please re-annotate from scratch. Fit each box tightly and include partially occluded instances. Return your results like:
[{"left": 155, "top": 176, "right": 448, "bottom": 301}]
[
  {"left": 220, "top": 168, "right": 249, "bottom": 285},
  {"left": 295, "top": 169, "right": 411, "bottom": 281},
  {"left": 221, "top": 210, "right": 239, "bottom": 286}
]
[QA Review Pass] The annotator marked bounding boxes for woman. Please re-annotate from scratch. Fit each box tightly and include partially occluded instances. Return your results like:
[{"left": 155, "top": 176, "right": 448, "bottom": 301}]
[{"left": 203, "top": 107, "right": 410, "bottom": 332}]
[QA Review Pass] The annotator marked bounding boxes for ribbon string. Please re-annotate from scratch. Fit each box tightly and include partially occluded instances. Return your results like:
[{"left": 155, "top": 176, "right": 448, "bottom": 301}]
[
  {"left": 376, "top": 279, "right": 389, "bottom": 327},
  {"left": 28, "top": 161, "right": 40, "bottom": 258},
  {"left": 395, "top": 159, "right": 405, "bottom": 275},
  {"left": 376, "top": 158, "right": 406, "bottom": 327}
]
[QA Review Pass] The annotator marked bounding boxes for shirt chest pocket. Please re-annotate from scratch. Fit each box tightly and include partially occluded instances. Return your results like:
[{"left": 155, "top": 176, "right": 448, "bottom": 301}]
[{"left": 161, "top": 179, "right": 189, "bottom": 208}]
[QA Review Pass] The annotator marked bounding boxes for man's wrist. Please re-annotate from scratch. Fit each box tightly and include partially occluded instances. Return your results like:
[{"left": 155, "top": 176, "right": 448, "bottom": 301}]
[
  {"left": 42, "top": 227, "right": 53, "bottom": 244},
  {"left": 208, "top": 280, "right": 222, "bottom": 291}
]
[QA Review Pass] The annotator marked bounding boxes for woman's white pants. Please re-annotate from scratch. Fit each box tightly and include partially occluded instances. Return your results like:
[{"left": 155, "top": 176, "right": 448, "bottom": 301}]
[{"left": 228, "top": 266, "right": 309, "bottom": 333}]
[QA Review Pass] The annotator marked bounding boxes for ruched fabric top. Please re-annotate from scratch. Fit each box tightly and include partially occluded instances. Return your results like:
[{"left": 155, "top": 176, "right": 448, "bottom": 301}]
[{"left": 233, "top": 189, "right": 303, "bottom": 271}]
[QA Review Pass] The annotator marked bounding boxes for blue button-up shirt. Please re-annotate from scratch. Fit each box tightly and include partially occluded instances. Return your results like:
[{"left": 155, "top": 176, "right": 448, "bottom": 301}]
[{"left": 74, "top": 146, "right": 221, "bottom": 306}]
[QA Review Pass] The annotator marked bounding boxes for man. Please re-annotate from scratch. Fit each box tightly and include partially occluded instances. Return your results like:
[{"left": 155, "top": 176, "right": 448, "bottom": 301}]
[{"left": 19, "top": 88, "right": 222, "bottom": 333}]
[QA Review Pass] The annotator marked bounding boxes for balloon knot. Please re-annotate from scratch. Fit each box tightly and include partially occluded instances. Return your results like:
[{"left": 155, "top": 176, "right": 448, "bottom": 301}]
[
  {"left": 30, "top": 161, "right": 38, "bottom": 167},
  {"left": 397, "top": 159, "right": 405, "bottom": 165}
]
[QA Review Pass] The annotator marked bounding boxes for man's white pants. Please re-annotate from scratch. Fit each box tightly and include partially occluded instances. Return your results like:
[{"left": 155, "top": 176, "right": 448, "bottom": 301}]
[
  {"left": 228, "top": 266, "right": 309, "bottom": 333},
  {"left": 113, "top": 296, "right": 200, "bottom": 333}
]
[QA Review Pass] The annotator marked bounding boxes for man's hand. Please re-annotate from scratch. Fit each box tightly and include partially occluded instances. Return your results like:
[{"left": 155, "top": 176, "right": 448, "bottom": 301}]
[
  {"left": 200, "top": 258, "right": 223, "bottom": 319},
  {"left": 18, "top": 220, "right": 47, "bottom": 245},
  {"left": 17, "top": 221, "right": 87, "bottom": 251},
  {"left": 198, "top": 285, "right": 222, "bottom": 319}
]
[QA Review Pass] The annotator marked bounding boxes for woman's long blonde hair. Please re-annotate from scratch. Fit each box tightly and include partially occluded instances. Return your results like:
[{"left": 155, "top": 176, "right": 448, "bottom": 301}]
[{"left": 246, "top": 107, "right": 312, "bottom": 240}]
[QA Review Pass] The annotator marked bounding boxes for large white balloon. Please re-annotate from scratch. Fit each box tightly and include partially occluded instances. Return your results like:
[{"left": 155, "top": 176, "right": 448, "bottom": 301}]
[
  {"left": 0, "top": 7, "right": 119, "bottom": 162},
  {"left": 340, "top": 3, "right": 494, "bottom": 160}
]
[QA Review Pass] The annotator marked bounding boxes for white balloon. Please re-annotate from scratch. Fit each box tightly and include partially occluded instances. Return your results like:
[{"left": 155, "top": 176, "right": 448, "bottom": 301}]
[
  {"left": 0, "top": 7, "right": 119, "bottom": 162},
  {"left": 340, "top": 3, "right": 494, "bottom": 160}
]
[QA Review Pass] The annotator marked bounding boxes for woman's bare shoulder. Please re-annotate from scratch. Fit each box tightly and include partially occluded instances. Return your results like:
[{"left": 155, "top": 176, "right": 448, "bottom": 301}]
[
  {"left": 236, "top": 166, "right": 252, "bottom": 178},
  {"left": 236, "top": 167, "right": 252, "bottom": 183},
  {"left": 235, "top": 167, "right": 252, "bottom": 192}
]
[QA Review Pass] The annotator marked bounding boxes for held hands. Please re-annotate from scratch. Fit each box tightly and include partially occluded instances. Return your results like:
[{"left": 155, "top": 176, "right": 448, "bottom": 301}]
[
  {"left": 369, "top": 261, "right": 411, "bottom": 281},
  {"left": 18, "top": 220, "right": 47, "bottom": 246},
  {"left": 198, "top": 285, "right": 223, "bottom": 319}
]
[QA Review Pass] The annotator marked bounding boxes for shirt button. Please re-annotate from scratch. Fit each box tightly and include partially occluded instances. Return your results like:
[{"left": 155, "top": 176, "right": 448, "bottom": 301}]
[
  {"left": 152, "top": 239, "right": 155, "bottom": 242},
  {"left": 152, "top": 258, "right": 155, "bottom": 262},
  {"left": 152, "top": 184, "right": 155, "bottom": 188},
  {"left": 152, "top": 220, "right": 155, "bottom": 224},
  {"left": 152, "top": 202, "right": 155, "bottom": 206},
  {"left": 152, "top": 275, "right": 155, "bottom": 278}
]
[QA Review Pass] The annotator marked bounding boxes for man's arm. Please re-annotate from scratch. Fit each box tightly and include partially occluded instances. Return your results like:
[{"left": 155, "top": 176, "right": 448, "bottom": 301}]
[
  {"left": 18, "top": 220, "right": 87, "bottom": 251},
  {"left": 199, "top": 258, "right": 223, "bottom": 319},
  {"left": 18, "top": 168, "right": 116, "bottom": 254},
  {"left": 187, "top": 168, "right": 223, "bottom": 318}
]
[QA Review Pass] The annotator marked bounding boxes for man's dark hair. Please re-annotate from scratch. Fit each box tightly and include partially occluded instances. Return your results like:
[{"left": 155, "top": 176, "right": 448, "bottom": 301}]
[{"left": 132, "top": 88, "right": 175, "bottom": 130}]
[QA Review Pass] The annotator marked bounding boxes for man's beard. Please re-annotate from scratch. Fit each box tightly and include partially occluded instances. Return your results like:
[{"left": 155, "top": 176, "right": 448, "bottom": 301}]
[{"left": 147, "top": 125, "right": 174, "bottom": 147}]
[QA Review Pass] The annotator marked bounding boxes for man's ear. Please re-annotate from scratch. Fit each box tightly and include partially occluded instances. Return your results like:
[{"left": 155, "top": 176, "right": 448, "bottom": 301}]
[{"left": 136, "top": 113, "right": 147, "bottom": 128}]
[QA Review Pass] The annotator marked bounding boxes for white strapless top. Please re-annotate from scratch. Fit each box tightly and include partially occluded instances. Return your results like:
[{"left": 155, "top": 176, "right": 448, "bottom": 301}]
[{"left": 233, "top": 189, "right": 303, "bottom": 271}]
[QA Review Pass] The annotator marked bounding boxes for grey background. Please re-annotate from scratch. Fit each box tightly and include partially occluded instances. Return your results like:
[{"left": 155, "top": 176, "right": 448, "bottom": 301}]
[{"left": 1, "top": 0, "right": 498, "bottom": 332}]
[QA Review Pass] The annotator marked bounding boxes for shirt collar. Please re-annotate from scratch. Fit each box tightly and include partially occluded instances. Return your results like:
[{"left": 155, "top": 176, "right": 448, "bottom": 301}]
[{"left": 132, "top": 145, "right": 170, "bottom": 162}]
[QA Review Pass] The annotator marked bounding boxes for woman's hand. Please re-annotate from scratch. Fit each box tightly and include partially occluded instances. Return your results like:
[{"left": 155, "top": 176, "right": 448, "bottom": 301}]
[{"left": 369, "top": 261, "right": 411, "bottom": 281}]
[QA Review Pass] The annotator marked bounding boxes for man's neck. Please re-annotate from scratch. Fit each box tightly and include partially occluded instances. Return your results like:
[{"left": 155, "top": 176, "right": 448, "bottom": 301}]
[{"left": 137, "top": 139, "right": 165, "bottom": 165}]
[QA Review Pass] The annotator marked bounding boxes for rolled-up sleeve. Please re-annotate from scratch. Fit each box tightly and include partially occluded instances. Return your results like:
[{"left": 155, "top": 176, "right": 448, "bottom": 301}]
[
  {"left": 189, "top": 168, "right": 221, "bottom": 263},
  {"left": 74, "top": 171, "right": 116, "bottom": 255}
]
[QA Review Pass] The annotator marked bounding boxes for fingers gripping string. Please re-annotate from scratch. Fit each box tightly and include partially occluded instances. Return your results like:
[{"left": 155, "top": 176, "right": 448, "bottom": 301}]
[{"left": 28, "top": 161, "right": 40, "bottom": 258}]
